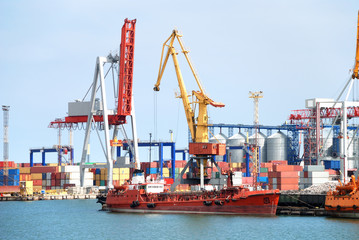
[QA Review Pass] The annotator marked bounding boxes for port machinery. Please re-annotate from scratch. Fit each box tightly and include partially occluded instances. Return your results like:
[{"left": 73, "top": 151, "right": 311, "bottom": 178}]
[
  {"left": 49, "top": 19, "right": 138, "bottom": 188},
  {"left": 154, "top": 29, "right": 227, "bottom": 190},
  {"left": 287, "top": 11, "right": 359, "bottom": 181}
]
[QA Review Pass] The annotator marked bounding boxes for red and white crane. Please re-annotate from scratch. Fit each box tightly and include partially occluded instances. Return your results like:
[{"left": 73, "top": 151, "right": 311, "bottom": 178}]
[{"left": 49, "top": 19, "right": 138, "bottom": 189}]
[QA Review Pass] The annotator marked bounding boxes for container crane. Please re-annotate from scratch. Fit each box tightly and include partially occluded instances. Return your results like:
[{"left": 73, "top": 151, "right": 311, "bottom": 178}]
[
  {"left": 49, "top": 19, "right": 139, "bottom": 189},
  {"left": 154, "top": 30, "right": 226, "bottom": 190},
  {"left": 289, "top": 12, "right": 359, "bottom": 181}
]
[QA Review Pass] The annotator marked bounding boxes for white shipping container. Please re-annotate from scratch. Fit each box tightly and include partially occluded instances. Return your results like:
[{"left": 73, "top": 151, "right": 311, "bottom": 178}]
[
  {"left": 46, "top": 180, "right": 51, "bottom": 186},
  {"left": 69, "top": 179, "right": 81, "bottom": 186},
  {"left": 47, "top": 173, "right": 51, "bottom": 180},
  {"left": 83, "top": 180, "right": 93, "bottom": 187},
  {"left": 68, "top": 172, "right": 80, "bottom": 180},
  {"left": 308, "top": 171, "right": 329, "bottom": 178},
  {"left": 272, "top": 178, "right": 277, "bottom": 184},
  {"left": 62, "top": 165, "right": 80, "bottom": 173},
  {"left": 232, "top": 178, "right": 242, "bottom": 186},
  {"left": 61, "top": 179, "right": 65, "bottom": 186},
  {"left": 68, "top": 172, "right": 93, "bottom": 180},
  {"left": 307, "top": 177, "right": 328, "bottom": 184}
]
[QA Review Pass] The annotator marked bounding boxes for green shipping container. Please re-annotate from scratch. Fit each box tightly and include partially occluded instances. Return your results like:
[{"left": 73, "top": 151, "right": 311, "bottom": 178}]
[
  {"left": 100, "top": 180, "right": 105, "bottom": 186},
  {"left": 260, "top": 168, "right": 268, "bottom": 173}
]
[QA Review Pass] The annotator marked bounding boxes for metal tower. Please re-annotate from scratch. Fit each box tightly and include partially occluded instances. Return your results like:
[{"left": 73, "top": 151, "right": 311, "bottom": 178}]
[
  {"left": 249, "top": 91, "right": 263, "bottom": 188},
  {"left": 2, "top": 105, "right": 10, "bottom": 186}
]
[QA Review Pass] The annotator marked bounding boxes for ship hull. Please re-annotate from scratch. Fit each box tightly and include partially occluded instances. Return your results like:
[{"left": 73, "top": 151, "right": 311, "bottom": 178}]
[
  {"left": 106, "top": 190, "right": 279, "bottom": 216},
  {"left": 326, "top": 211, "right": 359, "bottom": 219},
  {"left": 325, "top": 190, "right": 359, "bottom": 219}
]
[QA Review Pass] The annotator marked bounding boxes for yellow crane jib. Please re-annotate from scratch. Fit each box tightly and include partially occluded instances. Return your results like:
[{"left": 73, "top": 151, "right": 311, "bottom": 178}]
[
  {"left": 353, "top": 11, "right": 359, "bottom": 79},
  {"left": 154, "top": 30, "right": 225, "bottom": 147}
]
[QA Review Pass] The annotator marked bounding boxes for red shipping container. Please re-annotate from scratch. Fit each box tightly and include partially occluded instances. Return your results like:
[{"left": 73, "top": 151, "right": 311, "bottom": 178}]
[
  {"left": 61, "top": 173, "right": 66, "bottom": 180},
  {"left": 149, "top": 162, "right": 158, "bottom": 168},
  {"left": 277, "top": 177, "right": 299, "bottom": 184},
  {"left": 31, "top": 166, "right": 58, "bottom": 173},
  {"left": 268, "top": 172, "right": 277, "bottom": 178},
  {"left": 0, "top": 161, "right": 16, "bottom": 168},
  {"left": 276, "top": 171, "right": 299, "bottom": 178},
  {"left": 164, "top": 178, "right": 174, "bottom": 185},
  {"left": 278, "top": 184, "right": 299, "bottom": 191},
  {"left": 51, "top": 180, "right": 55, "bottom": 186},
  {"left": 262, "top": 162, "right": 273, "bottom": 168},
  {"left": 46, "top": 186, "right": 51, "bottom": 190},
  {"left": 304, "top": 171, "right": 308, "bottom": 178},
  {"left": 259, "top": 172, "right": 268, "bottom": 177},
  {"left": 55, "top": 179, "right": 61, "bottom": 186},
  {"left": 273, "top": 165, "right": 295, "bottom": 172},
  {"left": 270, "top": 160, "right": 288, "bottom": 165},
  {"left": 293, "top": 165, "right": 303, "bottom": 171},
  {"left": 242, "top": 177, "right": 254, "bottom": 184},
  {"left": 32, "top": 180, "right": 42, "bottom": 186}
]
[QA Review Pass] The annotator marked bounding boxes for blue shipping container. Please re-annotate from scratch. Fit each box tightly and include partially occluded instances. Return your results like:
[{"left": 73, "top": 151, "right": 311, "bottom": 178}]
[
  {"left": 9, "top": 175, "right": 20, "bottom": 181},
  {"left": 323, "top": 160, "right": 340, "bottom": 170},
  {"left": 95, "top": 169, "right": 101, "bottom": 174},
  {"left": 8, "top": 169, "right": 19, "bottom": 175},
  {"left": 259, "top": 177, "right": 268, "bottom": 183},
  {"left": 150, "top": 168, "right": 158, "bottom": 174},
  {"left": 7, "top": 181, "right": 19, "bottom": 186}
]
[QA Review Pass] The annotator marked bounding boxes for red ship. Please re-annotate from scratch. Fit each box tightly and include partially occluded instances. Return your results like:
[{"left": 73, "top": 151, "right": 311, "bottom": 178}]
[{"left": 106, "top": 180, "right": 280, "bottom": 215}]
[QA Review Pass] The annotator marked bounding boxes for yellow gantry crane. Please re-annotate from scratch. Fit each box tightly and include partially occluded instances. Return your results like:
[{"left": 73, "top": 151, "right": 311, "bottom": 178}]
[
  {"left": 154, "top": 30, "right": 225, "bottom": 190},
  {"left": 154, "top": 30, "right": 224, "bottom": 144},
  {"left": 353, "top": 11, "right": 359, "bottom": 79}
]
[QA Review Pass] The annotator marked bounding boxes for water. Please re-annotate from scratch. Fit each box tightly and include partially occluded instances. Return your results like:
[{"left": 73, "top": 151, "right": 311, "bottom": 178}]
[{"left": 1, "top": 200, "right": 359, "bottom": 240}]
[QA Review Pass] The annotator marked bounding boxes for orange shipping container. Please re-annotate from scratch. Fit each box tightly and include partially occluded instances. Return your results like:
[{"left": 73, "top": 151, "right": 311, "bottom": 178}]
[
  {"left": 273, "top": 165, "right": 295, "bottom": 172},
  {"left": 32, "top": 180, "right": 42, "bottom": 186},
  {"left": 270, "top": 160, "right": 288, "bottom": 165},
  {"left": 276, "top": 171, "right": 299, "bottom": 178},
  {"left": 277, "top": 177, "right": 299, "bottom": 184},
  {"left": 278, "top": 184, "right": 299, "bottom": 191}
]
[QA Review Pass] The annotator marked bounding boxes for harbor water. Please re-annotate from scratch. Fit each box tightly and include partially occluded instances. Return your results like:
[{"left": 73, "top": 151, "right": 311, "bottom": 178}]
[{"left": 1, "top": 200, "right": 359, "bottom": 240}]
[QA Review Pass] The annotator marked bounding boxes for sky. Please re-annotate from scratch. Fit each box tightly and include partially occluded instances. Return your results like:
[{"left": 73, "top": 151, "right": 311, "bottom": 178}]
[{"left": 1, "top": 0, "right": 359, "bottom": 164}]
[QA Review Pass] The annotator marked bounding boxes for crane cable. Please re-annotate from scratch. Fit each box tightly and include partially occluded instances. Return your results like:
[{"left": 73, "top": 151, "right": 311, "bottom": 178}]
[{"left": 154, "top": 91, "right": 158, "bottom": 141}]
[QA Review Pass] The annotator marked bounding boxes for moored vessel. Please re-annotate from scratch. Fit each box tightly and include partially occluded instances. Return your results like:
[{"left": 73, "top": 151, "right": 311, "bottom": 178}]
[
  {"left": 325, "top": 175, "right": 359, "bottom": 218},
  {"left": 105, "top": 173, "right": 280, "bottom": 215}
]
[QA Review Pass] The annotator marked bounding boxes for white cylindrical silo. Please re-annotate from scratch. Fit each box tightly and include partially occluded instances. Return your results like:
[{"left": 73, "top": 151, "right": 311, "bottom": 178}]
[
  {"left": 248, "top": 132, "right": 267, "bottom": 163},
  {"left": 227, "top": 133, "right": 246, "bottom": 163},
  {"left": 266, "top": 131, "right": 288, "bottom": 161}
]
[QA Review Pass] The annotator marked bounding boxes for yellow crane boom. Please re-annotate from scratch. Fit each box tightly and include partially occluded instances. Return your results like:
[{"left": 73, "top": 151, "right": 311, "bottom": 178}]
[
  {"left": 154, "top": 30, "right": 224, "bottom": 143},
  {"left": 353, "top": 11, "right": 359, "bottom": 79}
]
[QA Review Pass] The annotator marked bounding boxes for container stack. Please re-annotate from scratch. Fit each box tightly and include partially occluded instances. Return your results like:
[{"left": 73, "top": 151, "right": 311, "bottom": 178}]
[
  {"left": 299, "top": 165, "right": 329, "bottom": 189},
  {"left": 268, "top": 161, "right": 302, "bottom": 190},
  {"left": 0, "top": 161, "right": 19, "bottom": 186},
  {"left": 91, "top": 167, "right": 130, "bottom": 186},
  {"left": 62, "top": 165, "right": 93, "bottom": 187}
]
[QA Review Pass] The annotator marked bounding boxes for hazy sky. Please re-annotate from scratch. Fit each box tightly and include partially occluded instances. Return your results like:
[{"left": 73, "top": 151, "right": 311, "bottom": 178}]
[{"left": 1, "top": 0, "right": 359, "bottom": 164}]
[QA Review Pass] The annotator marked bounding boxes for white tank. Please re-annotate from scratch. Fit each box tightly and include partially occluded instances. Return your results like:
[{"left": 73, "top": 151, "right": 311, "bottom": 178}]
[
  {"left": 347, "top": 131, "right": 358, "bottom": 169},
  {"left": 227, "top": 133, "right": 246, "bottom": 163},
  {"left": 266, "top": 132, "right": 287, "bottom": 161},
  {"left": 248, "top": 132, "right": 267, "bottom": 163},
  {"left": 321, "top": 129, "right": 333, "bottom": 157},
  {"left": 209, "top": 133, "right": 227, "bottom": 161},
  {"left": 209, "top": 133, "right": 227, "bottom": 144}
]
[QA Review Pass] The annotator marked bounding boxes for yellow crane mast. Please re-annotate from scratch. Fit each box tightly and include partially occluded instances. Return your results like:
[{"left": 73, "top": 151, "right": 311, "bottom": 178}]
[
  {"left": 154, "top": 30, "right": 224, "bottom": 144},
  {"left": 154, "top": 30, "right": 225, "bottom": 190},
  {"left": 353, "top": 11, "right": 359, "bottom": 79}
]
